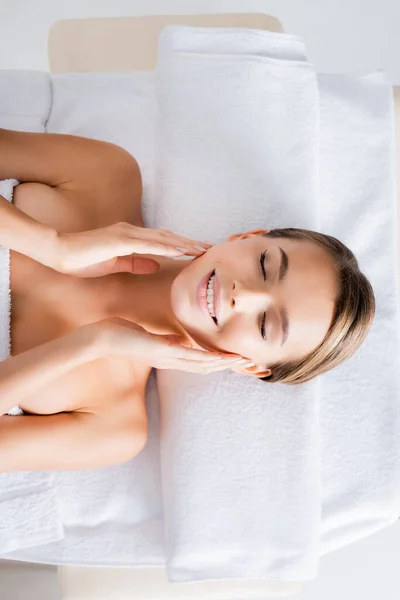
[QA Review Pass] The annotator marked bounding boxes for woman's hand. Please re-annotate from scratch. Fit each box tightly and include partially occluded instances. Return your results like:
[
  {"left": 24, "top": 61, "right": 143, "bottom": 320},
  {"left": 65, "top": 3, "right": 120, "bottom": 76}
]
[
  {"left": 90, "top": 318, "right": 249, "bottom": 374},
  {"left": 50, "top": 222, "right": 212, "bottom": 278}
]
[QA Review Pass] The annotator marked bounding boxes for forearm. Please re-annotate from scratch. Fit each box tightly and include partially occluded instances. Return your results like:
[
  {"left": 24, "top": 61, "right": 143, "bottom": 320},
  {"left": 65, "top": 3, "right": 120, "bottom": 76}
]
[
  {"left": 0, "top": 327, "right": 100, "bottom": 416},
  {"left": 0, "top": 193, "right": 58, "bottom": 263}
]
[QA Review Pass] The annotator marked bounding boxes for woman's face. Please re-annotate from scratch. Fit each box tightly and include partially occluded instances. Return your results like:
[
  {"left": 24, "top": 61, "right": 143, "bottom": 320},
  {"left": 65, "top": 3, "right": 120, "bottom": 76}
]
[{"left": 170, "top": 230, "right": 338, "bottom": 376}]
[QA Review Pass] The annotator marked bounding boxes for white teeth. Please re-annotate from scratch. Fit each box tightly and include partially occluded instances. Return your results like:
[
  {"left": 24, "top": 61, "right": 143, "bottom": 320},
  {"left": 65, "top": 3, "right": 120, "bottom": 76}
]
[{"left": 206, "top": 273, "right": 216, "bottom": 319}]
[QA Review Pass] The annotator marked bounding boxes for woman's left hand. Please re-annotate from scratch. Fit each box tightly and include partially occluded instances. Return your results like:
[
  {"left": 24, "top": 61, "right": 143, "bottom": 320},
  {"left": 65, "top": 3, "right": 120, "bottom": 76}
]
[{"left": 49, "top": 222, "right": 212, "bottom": 278}]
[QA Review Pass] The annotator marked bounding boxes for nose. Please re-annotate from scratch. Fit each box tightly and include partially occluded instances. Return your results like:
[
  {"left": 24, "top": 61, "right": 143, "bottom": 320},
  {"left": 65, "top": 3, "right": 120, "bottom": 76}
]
[{"left": 231, "top": 280, "right": 271, "bottom": 312}]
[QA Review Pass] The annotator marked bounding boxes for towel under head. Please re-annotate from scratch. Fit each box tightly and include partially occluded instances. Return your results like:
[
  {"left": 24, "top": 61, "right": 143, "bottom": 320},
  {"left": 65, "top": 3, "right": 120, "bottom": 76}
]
[{"left": 154, "top": 25, "right": 400, "bottom": 583}]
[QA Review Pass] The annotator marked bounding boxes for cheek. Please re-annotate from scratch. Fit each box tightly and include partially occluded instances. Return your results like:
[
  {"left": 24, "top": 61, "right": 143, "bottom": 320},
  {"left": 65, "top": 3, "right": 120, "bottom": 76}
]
[
  {"left": 217, "top": 316, "right": 257, "bottom": 355},
  {"left": 205, "top": 242, "right": 247, "bottom": 269}
]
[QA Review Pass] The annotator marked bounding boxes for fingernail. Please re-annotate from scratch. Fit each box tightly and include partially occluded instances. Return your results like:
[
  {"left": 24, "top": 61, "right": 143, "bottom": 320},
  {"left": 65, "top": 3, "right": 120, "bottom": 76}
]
[
  {"left": 193, "top": 245, "right": 208, "bottom": 252},
  {"left": 175, "top": 247, "right": 187, "bottom": 253}
]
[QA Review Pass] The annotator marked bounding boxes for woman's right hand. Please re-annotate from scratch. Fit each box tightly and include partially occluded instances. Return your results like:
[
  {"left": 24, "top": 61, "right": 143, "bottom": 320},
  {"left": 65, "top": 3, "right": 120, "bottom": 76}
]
[{"left": 88, "top": 317, "right": 248, "bottom": 374}]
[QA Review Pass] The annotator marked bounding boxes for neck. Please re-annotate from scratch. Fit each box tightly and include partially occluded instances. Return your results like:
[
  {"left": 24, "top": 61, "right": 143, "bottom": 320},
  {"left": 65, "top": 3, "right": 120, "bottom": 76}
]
[{"left": 108, "top": 256, "right": 191, "bottom": 340}]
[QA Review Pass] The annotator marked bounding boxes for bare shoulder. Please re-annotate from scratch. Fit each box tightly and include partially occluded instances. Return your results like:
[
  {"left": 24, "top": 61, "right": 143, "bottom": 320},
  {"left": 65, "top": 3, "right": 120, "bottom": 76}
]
[
  {"left": 13, "top": 135, "right": 145, "bottom": 232},
  {"left": 58, "top": 140, "right": 145, "bottom": 228}
]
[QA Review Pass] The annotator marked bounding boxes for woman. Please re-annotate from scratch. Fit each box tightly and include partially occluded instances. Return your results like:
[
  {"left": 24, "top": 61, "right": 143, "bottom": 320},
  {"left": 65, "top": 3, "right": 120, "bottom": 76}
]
[{"left": 0, "top": 129, "right": 375, "bottom": 472}]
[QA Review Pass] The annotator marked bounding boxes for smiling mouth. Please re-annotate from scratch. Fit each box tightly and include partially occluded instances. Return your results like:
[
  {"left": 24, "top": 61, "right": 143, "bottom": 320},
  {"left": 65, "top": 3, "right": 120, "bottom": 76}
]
[
  {"left": 197, "top": 269, "right": 218, "bottom": 325},
  {"left": 206, "top": 270, "right": 217, "bottom": 323}
]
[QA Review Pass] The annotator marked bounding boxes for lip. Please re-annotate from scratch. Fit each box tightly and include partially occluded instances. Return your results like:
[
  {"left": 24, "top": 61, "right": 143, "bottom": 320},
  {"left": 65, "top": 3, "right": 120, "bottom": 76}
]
[{"left": 197, "top": 270, "right": 216, "bottom": 324}]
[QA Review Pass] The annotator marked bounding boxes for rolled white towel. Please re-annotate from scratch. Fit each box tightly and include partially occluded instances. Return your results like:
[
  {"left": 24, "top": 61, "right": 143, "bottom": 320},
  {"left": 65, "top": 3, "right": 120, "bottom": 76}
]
[
  {"left": 7, "top": 406, "right": 24, "bottom": 416},
  {"left": 0, "top": 179, "right": 24, "bottom": 417},
  {"left": 0, "top": 70, "right": 63, "bottom": 557}
]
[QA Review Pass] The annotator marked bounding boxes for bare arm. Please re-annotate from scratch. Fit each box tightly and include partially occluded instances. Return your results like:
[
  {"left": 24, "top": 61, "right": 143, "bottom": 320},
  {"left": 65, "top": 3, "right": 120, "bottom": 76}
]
[
  {"left": 0, "top": 410, "right": 146, "bottom": 472},
  {"left": 0, "top": 326, "right": 98, "bottom": 417},
  {"left": 0, "top": 326, "right": 147, "bottom": 471}
]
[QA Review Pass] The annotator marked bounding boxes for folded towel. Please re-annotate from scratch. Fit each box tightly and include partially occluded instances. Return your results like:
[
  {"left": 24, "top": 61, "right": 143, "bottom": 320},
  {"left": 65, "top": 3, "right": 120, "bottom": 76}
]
[
  {"left": 0, "top": 178, "right": 15, "bottom": 365},
  {"left": 0, "top": 470, "right": 64, "bottom": 555},
  {"left": 0, "top": 179, "right": 24, "bottom": 416},
  {"left": 0, "top": 71, "right": 65, "bottom": 555},
  {"left": 317, "top": 72, "right": 400, "bottom": 554},
  {"left": 0, "top": 179, "right": 63, "bottom": 553},
  {"left": 154, "top": 25, "right": 400, "bottom": 583},
  {"left": 155, "top": 25, "right": 322, "bottom": 582}
]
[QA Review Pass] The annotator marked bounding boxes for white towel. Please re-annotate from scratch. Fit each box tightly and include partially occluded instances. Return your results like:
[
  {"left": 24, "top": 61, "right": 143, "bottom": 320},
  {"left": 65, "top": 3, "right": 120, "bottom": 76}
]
[
  {"left": 0, "top": 179, "right": 14, "bottom": 365},
  {"left": 1, "top": 71, "right": 165, "bottom": 567},
  {"left": 155, "top": 25, "right": 322, "bottom": 581},
  {"left": 1, "top": 36, "right": 399, "bottom": 582},
  {"left": 0, "top": 71, "right": 65, "bottom": 555},
  {"left": 317, "top": 72, "right": 400, "bottom": 554},
  {"left": 3, "top": 371, "right": 165, "bottom": 567},
  {"left": 0, "top": 178, "right": 24, "bottom": 416},
  {"left": 153, "top": 25, "right": 400, "bottom": 582},
  {"left": 0, "top": 69, "right": 52, "bottom": 132}
]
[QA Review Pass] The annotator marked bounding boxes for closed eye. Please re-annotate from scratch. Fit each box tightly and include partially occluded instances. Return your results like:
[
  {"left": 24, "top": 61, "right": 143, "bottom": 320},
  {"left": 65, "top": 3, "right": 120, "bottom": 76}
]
[
  {"left": 259, "top": 250, "right": 268, "bottom": 340},
  {"left": 260, "top": 250, "right": 268, "bottom": 281},
  {"left": 260, "top": 311, "right": 267, "bottom": 340}
]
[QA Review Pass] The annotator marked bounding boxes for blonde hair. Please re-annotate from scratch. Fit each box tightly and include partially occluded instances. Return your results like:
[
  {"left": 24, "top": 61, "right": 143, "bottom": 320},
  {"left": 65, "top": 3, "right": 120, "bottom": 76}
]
[{"left": 260, "top": 228, "right": 375, "bottom": 385}]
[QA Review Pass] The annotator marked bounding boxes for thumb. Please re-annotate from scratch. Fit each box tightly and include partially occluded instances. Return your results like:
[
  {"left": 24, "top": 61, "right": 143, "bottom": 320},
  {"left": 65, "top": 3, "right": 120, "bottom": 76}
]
[
  {"left": 162, "top": 334, "right": 186, "bottom": 345},
  {"left": 114, "top": 256, "right": 160, "bottom": 275}
]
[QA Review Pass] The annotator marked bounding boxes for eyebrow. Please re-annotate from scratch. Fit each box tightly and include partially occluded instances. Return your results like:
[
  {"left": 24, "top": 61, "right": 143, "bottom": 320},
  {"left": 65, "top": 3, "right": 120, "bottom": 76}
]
[{"left": 278, "top": 247, "right": 290, "bottom": 346}]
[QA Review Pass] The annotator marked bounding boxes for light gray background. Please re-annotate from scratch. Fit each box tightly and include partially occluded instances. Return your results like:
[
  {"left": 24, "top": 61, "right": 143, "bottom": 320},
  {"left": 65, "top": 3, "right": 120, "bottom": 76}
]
[
  {"left": 0, "top": 1, "right": 399, "bottom": 599},
  {"left": 1, "top": 0, "right": 400, "bottom": 83}
]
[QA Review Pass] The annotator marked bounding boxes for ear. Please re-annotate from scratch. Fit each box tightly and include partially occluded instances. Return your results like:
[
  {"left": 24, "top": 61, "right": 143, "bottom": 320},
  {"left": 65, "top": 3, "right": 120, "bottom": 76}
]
[
  {"left": 226, "top": 228, "right": 270, "bottom": 243},
  {"left": 231, "top": 363, "right": 272, "bottom": 379}
]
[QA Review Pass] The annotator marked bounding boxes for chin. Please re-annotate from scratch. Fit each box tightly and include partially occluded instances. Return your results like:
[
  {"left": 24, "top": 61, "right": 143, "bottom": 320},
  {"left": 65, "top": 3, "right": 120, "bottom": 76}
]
[{"left": 170, "top": 257, "right": 224, "bottom": 352}]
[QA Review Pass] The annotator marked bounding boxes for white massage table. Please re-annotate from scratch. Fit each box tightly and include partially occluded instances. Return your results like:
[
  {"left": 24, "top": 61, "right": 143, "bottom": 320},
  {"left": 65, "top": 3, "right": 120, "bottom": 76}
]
[{"left": 42, "top": 13, "right": 400, "bottom": 600}]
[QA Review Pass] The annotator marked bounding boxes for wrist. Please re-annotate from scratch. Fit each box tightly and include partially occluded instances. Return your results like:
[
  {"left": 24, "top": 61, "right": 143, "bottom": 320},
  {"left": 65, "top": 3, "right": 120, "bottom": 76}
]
[
  {"left": 34, "top": 226, "right": 61, "bottom": 269},
  {"left": 70, "top": 323, "right": 106, "bottom": 363},
  {"left": 0, "top": 195, "right": 60, "bottom": 266}
]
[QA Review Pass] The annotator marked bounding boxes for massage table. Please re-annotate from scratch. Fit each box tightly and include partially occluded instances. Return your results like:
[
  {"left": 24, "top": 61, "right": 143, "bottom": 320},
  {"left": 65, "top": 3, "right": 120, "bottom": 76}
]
[{"left": 16, "top": 12, "right": 397, "bottom": 600}]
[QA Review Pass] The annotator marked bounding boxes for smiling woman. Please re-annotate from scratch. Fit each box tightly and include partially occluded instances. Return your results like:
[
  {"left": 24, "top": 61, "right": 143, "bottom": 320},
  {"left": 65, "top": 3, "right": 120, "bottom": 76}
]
[
  {"left": 0, "top": 128, "right": 375, "bottom": 472},
  {"left": 169, "top": 227, "right": 375, "bottom": 385}
]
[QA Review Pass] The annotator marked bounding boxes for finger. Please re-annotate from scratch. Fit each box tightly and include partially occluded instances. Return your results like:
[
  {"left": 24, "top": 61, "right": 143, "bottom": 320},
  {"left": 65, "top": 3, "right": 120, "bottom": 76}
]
[
  {"left": 171, "top": 359, "right": 246, "bottom": 373},
  {"left": 172, "top": 347, "right": 245, "bottom": 363},
  {"left": 117, "top": 240, "right": 202, "bottom": 257},
  {"left": 162, "top": 334, "right": 186, "bottom": 344},
  {"left": 112, "top": 224, "right": 213, "bottom": 256},
  {"left": 154, "top": 229, "right": 214, "bottom": 249},
  {"left": 154, "top": 243, "right": 209, "bottom": 257},
  {"left": 129, "top": 256, "right": 160, "bottom": 274},
  {"left": 163, "top": 336, "right": 246, "bottom": 361},
  {"left": 136, "top": 232, "right": 211, "bottom": 256},
  {"left": 171, "top": 349, "right": 225, "bottom": 362},
  {"left": 204, "top": 359, "right": 251, "bottom": 374}
]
